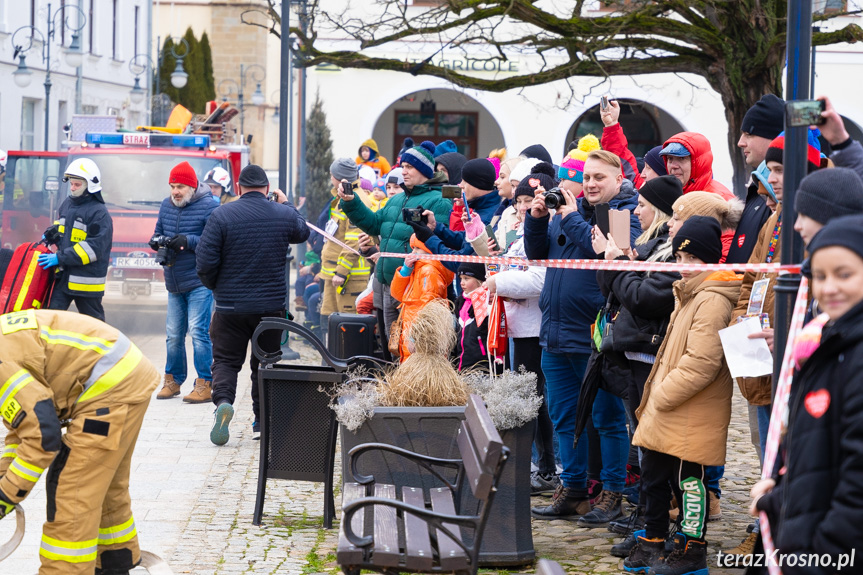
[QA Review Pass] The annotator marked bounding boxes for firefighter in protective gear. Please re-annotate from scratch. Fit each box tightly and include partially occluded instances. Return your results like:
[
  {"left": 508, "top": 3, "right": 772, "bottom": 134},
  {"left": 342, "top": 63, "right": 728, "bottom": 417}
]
[
  {"left": 203, "top": 167, "right": 236, "bottom": 204},
  {"left": 39, "top": 158, "right": 113, "bottom": 321},
  {"left": 0, "top": 309, "right": 159, "bottom": 575},
  {"left": 320, "top": 160, "right": 373, "bottom": 336}
]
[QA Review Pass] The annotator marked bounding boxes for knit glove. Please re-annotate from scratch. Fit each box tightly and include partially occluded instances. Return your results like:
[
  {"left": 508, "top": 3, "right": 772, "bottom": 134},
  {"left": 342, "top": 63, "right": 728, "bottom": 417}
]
[
  {"left": 167, "top": 234, "right": 188, "bottom": 252},
  {"left": 408, "top": 220, "right": 433, "bottom": 244}
]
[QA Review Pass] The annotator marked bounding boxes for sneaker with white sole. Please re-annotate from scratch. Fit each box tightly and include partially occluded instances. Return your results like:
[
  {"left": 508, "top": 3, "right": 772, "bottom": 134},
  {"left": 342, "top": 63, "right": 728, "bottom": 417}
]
[
  {"left": 210, "top": 402, "right": 234, "bottom": 446},
  {"left": 252, "top": 421, "right": 261, "bottom": 440}
]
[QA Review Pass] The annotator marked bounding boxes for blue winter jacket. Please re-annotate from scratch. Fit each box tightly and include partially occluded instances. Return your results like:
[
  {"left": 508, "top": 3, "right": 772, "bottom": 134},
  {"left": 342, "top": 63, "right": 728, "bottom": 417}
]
[
  {"left": 423, "top": 191, "right": 503, "bottom": 274},
  {"left": 153, "top": 184, "right": 218, "bottom": 293},
  {"left": 469, "top": 190, "right": 504, "bottom": 226},
  {"left": 524, "top": 182, "right": 641, "bottom": 354},
  {"left": 196, "top": 191, "right": 310, "bottom": 314}
]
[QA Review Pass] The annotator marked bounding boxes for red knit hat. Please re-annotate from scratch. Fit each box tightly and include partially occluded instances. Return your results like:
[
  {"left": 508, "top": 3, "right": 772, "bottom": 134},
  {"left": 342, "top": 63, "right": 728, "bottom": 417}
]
[
  {"left": 169, "top": 161, "right": 198, "bottom": 188},
  {"left": 764, "top": 135, "right": 823, "bottom": 173}
]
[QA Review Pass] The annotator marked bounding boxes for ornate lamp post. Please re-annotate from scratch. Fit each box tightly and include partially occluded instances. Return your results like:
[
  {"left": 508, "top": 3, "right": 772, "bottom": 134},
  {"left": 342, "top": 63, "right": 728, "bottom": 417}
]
[{"left": 218, "top": 64, "right": 266, "bottom": 141}]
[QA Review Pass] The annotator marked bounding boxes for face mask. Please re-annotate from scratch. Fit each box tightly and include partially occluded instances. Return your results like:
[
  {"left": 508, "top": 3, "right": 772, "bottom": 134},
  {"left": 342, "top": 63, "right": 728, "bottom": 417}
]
[{"left": 69, "top": 184, "right": 87, "bottom": 197}]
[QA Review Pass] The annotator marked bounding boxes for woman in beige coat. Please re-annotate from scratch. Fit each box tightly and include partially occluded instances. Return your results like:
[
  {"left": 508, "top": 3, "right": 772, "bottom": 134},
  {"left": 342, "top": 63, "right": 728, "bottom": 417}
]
[{"left": 625, "top": 216, "right": 741, "bottom": 575}]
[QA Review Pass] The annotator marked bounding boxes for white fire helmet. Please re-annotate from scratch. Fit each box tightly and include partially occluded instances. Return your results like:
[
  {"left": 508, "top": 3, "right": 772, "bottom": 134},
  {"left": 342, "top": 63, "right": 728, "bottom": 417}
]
[
  {"left": 63, "top": 158, "right": 102, "bottom": 193},
  {"left": 0, "top": 149, "right": 7, "bottom": 174},
  {"left": 358, "top": 165, "right": 377, "bottom": 185},
  {"left": 204, "top": 167, "right": 232, "bottom": 195}
]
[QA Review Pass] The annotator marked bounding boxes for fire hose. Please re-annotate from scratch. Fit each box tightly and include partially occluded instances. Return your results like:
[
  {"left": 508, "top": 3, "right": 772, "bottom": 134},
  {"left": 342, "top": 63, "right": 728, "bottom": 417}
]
[{"left": 0, "top": 505, "right": 174, "bottom": 574}]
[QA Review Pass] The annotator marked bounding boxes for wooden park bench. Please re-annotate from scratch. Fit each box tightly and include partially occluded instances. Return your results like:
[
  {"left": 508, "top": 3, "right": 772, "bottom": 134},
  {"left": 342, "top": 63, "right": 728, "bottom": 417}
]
[{"left": 337, "top": 394, "right": 509, "bottom": 575}]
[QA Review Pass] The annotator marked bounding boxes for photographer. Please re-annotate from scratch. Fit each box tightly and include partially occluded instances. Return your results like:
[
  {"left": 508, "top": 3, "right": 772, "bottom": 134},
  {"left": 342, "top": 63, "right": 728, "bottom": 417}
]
[
  {"left": 525, "top": 150, "right": 640, "bottom": 523},
  {"left": 150, "top": 161, "right": 218, "bottom": 403}
]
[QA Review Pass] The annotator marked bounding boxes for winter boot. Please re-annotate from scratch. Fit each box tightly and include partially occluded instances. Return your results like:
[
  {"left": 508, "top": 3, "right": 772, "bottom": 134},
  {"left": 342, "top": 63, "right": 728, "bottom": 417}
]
[
  {"left": 156, "top": 374, "right": 181, "bottom": 399},
  {"left": 530, "top": 484, "right": 591, "bottom": 520},
  {"left": 612, "top": 531, "right": 638, "bottom": 558},
  {"left": 623, "top": 530, "right": 665, "bottom": 573},
  {"left": 650, "top": 533, "right": 709, "bottom": 575},
  {"left": 721, "top": 523, "right": 759, "bottom": 568},
  {"left": 609, "top": 505, "right": 645, "bottom": 535},
  {"left": 530, "top": 471, "right": 560, "bottom": 496},
  {"left": 183, "top": 379, "right": 212, "bottom": 404},
  {"left": 578, "top": 489, "right": 624, "bottom": 527},
  {"left": 294, "top": 295, "right": 308, "bottom": 312}
]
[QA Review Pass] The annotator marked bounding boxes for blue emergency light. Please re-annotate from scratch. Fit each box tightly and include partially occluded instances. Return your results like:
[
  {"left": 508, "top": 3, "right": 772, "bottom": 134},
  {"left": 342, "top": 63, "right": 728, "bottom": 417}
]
[{"left": 85, "top": 133, "right": 211, "bottom": 149}]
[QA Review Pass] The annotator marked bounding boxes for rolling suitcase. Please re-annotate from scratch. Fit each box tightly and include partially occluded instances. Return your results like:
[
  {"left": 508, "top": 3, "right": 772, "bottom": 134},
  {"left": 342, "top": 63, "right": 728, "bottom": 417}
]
[
  {"left": 326, "top": 313, "right": 378, "bottom": 359},
  {"left": 0, "top": 241, "right": 55, "bottom": 313}
]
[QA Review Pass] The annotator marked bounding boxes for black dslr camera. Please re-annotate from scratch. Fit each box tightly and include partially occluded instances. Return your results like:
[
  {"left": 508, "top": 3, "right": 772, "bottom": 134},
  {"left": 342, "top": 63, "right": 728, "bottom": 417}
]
[
  {"left": 149, "top": 235, "right": 175, "bottom": 267},
  {"left": 544, "top": 187, "right": 567, "bottom": 210},
  {"left": 402, "top": 207, "right": 428, "bottom": 225}
]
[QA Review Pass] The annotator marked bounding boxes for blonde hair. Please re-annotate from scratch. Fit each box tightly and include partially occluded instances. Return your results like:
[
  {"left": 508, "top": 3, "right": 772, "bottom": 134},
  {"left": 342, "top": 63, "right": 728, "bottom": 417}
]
[
  {"left": 636, "top": 201, "right": 672, "bottom": 246},
  {"left": 586, "top": 149, "right": 622, "bottom": 170},
  {"left": 488, "top": 148, "right": 507, "bottom": 161}
]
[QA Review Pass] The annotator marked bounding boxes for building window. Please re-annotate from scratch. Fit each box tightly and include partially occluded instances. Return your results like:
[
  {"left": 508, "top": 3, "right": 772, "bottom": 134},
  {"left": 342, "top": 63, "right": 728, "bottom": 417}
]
[
  {"left": 569, "top": 100, "right": 661, "bottom": 160},
  {"left": 394, "top": 111, "right": 478, "bottom": 160},
  {"left": 21, "top": 99, "right": 38, "bottom": 150}
]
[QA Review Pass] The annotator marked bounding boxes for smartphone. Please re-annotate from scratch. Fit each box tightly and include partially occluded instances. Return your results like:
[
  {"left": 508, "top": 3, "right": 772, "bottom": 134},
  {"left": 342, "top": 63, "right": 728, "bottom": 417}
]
[
  {"left": 462, "top": 189, "right": 471, "bottom": 222},
  {"left": 609, "top": 208, "right": 631, "bottom": 249},
  {"left": 485, "top": 224, "right": 500, "bottom": 252},
  {"left": 600, "top": 95, "right": 609, "bottom": 111},
  {"left": 595, "top": 203, "right": 610, "bottom": 236},
  {"left": 785, "top": 100, "right": 826, "bottom": 127},
  {"left": 441, "top": 184, "right": 460, "bottom": 199}
]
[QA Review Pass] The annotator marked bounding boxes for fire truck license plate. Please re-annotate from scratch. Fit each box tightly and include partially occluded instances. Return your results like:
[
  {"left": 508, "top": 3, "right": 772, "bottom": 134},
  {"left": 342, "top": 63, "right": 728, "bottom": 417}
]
[{"left": 114, "top": 257, "right": 161, "bottom": 268}]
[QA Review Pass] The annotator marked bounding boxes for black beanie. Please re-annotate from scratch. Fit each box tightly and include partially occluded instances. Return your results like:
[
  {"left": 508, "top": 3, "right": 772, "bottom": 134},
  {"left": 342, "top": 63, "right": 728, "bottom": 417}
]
[
  {"left": 741, "top": 94, "right": 785, "bottom": 140},
  {"left": 643, "top": 146, "right": 668, "bottom": 177},
  {"left": 795, "top": 167, "right": 863, "bottom": 225},
  {"left": 514, "top": 162, "right": 557, "bottom": 201},
  {"left": 672, "top": 215, "right": 723, "bottom": 264},
  {"left": 520, "top": 144, "right": 554, "bottom": 165},
  {"left": 806, "top": 213, "right": 863, "bottom": 272},
  {"left": 638, "top": 175, "right": 683, "bottom": 217},
  {"left": 435, "top": 152, "right": 468, "bottom": 185},
  {"left": 457, "top": 262, "right": 486, "bottom": 282},
  {"left": 461, "top": 158, "right": 496, "bottom": 191}
]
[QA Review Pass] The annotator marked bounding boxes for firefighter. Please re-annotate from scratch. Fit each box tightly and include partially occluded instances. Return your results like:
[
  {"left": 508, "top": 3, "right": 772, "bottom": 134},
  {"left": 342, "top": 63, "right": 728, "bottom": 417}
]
[
  {"left": 320, "top": 158, "right": 373, "bottom": 343},
  {"left": 0, "top": 309, "right": 159, "bottom": 574},
  {"left": 203, "top": 166, "right": 237, "bottom": 204},
  {"left": 38, "top": 158, "right": 114, "bottom": 321}
]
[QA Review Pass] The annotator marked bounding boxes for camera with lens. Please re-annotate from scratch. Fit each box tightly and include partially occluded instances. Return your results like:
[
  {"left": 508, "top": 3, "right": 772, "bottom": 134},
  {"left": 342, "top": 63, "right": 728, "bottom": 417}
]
[
  {"left": 149, "top": 235, "right": 176, "bottom": 267},
  {"left": 402, "top": 207, "right": 428, "bottom": 225},
  {"left": 544, "top": 187, "right": 567, "bottom": 210}
]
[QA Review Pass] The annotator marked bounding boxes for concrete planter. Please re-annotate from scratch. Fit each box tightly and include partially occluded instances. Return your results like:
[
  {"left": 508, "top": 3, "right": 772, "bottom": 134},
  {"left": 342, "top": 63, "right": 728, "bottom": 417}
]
[{"left": 339, "top": 404, "right": 536, "bottom": 567}]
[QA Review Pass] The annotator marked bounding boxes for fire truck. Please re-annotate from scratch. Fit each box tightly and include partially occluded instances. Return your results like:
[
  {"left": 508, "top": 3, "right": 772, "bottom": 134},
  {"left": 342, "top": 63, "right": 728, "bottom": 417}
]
[{"left": 0, "top": 132, "right": 248, "bottom": 307}]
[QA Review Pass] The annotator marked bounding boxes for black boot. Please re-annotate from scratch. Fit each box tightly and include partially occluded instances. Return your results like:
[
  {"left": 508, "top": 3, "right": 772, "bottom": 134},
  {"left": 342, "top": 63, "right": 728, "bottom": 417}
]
[
  {"left": 650, "top": 533, "right": 708, "bottom": 575},
  {"left": 530, "top": 483, "right": 591, "bottom": 520},
  {"left": 611, "top": 531, "right": 638, "bottom": 558},
  {"left": 609, "top": 505, "right": 645, "bottom": 535},
  {"left": 623, "top": 530, "right": 665, "bottom": 573},
  {"left": 577, "top": 489, "right": 623, "bottom": 527}
]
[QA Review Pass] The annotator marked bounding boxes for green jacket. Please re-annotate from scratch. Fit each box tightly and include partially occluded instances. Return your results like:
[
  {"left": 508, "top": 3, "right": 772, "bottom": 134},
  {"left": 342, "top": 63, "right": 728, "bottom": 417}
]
[{"left": 340, "top": 172, "right": 452, "bottom": 285}]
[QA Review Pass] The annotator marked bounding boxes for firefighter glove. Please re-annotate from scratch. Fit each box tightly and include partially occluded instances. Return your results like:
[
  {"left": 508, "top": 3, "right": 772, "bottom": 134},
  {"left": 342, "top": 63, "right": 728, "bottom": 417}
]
[
  {"left": 167, "top": 234, "right": 188, "bottom": 252},
  {"left": 0, "top": 492, "right": 14, "bottom": 520},
  {"left": 43, "top": 224, "right": 62, "bottom": 245},
  {"left": 38, "top": 253, "right": 59, "bottom": 269},
  {"left": 407, "top": 220, "right": 433, "bottom": 243}
]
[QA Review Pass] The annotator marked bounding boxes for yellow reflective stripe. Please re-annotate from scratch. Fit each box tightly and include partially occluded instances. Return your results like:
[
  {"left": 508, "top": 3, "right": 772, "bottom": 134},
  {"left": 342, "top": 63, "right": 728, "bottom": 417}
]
[
  {"left": 40, "top": 534, "right": 98, "bottom": 563},
  {"left": 10, "top": 457, "right": 44, "bottom": 482},
  {"left": 40, "top": 327, "right": 113, "bottom": 354},
  {"left": 98, "top": 516, "right": 137, "bottom": 545},
  {"left": 70, "top": 229, "right": 87, "bottom": 243},
  {"left": 344, "top": 233, "right": 360, "bottom": 240},
  {"left": 73, "top": 243, "right": 91, "bottom": 264},
  {"left": 1, "top": 444, "right": 18, "bottom": 458},
  {"left": 0, "top": 370, "right": 33, "bottom": 424},
  {"left": 67, "top": 280, "right": 106, "bottom": 292},
  {"left": 77, "top": 344, "right": 142, "bottom": 403},
  {"left": 336, "top": 257, "right": 355, "bottom": 268},
  {"left": 12, "top": 255, "right": 41, "bottom": 312},
  {"left": 330, "top": 211, "right": 346, "bottom": 220},
  {"left": 320, "top": 265, "right": 337, "bottom": 273}
]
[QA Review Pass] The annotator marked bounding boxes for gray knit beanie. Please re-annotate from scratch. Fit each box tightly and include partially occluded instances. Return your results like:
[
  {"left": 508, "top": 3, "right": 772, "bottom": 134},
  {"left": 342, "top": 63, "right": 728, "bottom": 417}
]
[
  {"left": 795, "top": 167, "right": 863, "bottom": 225},
  {"left": 330, "top": 157, "right": 359, "bottom": 182}
]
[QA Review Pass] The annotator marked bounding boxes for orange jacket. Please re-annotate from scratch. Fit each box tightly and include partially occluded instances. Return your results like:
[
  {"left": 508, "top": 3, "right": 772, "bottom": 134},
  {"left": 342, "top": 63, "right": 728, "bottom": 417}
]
[
  {"left": 389, "top": 239, "right": 454, "bottom": 360},
  {"left": 355, "top": 138, "right": 392, "bottom": 177}
]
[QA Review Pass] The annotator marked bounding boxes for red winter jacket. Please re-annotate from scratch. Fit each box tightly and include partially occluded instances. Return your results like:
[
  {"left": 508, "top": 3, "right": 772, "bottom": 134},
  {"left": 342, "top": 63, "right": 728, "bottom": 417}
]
[
  {"left": 662, "top": 132, "right": 733, "bottom": 199},
  {"left": 601, "top": 123, "right": 644, "bottom": 189}
]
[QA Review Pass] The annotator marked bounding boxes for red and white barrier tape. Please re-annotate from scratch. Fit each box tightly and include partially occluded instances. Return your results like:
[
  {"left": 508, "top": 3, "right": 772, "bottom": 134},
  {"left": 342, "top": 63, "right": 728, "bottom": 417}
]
[{"left": 307, "top": 221, "right": 802, "bottom": 274}]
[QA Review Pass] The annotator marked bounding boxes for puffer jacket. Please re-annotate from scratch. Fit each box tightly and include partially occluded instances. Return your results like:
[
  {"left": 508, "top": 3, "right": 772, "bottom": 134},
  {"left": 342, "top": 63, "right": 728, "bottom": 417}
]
[
  {"left": 491, "top": 233, "right": 545, "bottom": 339},
  {"left": 340, "top": 172, "right": 452, "bottom": 286},
  {"left": 756, "top": 300, "right": 863, "bottom": 571},
  {"left": 152, "top": 184, "right": 218, "bottom": 293},
  {"left": 633, "top": 271, "right": 742, "bottom": 466},
  {"left": 601, "top": 122, "right": 644, "bottom": 188},
  {"left": 662, "top": 132, "right": 733, "bottom": 198},
  {"left": 726, "top": 178, "right": 770, "bottom": 264},
  {"left": 355, "top": 138, "right": 392, "bottom": 177},
  {"left": 524, "top": 180, "right": 641, "bottom": 354},
  {"left": 730, "top": 205, "right": 782, "bottom": 406},
  {"left": 54, "top": 193, "right": 113, "bottom": 297},
  {"left": 196, "top": 191, "right": 309, "bottom": 314},
  {"left": 596, "top": 228, "right": 679, "bottom": 356}
]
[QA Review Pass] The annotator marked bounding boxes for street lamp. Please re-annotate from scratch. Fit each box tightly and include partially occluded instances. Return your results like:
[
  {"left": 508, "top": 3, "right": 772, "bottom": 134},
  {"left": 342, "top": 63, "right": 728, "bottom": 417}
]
[
  {"left": 218, "top": 63, "right": 266, "bottom": 141},
  {"left": 10, "top": 2, "right": 86, "bottom": 151},
  {"left": 130, "top": 37, "right": 191, "bottom": 125}
]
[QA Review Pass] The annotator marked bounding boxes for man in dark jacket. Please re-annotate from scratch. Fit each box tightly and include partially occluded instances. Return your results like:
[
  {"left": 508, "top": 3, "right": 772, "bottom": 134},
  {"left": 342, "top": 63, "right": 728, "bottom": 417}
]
[
  {"left": 39, "top": 157, "right": 113, "bottom": 321},
  {"left": 151, "top": 161, "right": 218, "bottom": 404},
  {"left": 196, "top": 164, "right": 309, "bottom": 445},
  {"left": 525, "top": 150, "right": 640, "bottom": 524}
]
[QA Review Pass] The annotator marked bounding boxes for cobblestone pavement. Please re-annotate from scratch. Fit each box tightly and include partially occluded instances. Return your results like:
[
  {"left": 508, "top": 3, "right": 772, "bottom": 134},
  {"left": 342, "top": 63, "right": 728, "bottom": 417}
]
[{"left": 1, "top": 317, "right": 761, "bottom": 574}]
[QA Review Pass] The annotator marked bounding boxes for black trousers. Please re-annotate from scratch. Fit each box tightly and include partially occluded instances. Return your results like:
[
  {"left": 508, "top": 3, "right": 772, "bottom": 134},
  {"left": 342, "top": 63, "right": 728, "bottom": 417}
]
[
  {"left": 210, "top": 310, "right": 282, "bottom": 422},
  {"left": 49, "top": 289, "right": 105, "bottom": 322},
  {"left": 513, "top": 337, "right": 556, "bottom": 476},
  {"left": 642, "top": 448, "right": 708, "bottom": 541}
]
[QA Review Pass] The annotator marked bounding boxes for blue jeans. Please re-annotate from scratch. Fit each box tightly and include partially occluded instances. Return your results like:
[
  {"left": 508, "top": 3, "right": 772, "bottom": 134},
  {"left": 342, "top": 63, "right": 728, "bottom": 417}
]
[
  {"left": 166, "top": 286, "right": 214, "bottom": 384},
  {"left": 757, "top": 404, "right": 771, "bottom": 460},
  {"left": 541, "top": 350, "right": 629, "bottom": 493},
  {"left": 705, "top": 465, "right": 724, "bottom": 497}
]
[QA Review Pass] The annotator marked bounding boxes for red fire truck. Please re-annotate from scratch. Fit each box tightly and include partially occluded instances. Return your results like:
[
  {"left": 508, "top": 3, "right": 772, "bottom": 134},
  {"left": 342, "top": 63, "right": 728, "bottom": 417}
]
[{"left": 0, "top": 132, "right": 248, "bottom": 307}]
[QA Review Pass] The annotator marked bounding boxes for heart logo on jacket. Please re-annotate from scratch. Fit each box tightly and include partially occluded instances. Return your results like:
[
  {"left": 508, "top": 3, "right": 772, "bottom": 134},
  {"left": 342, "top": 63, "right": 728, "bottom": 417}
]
[
  {"left": 804, "top": 389, "right": 831, "bottom": 418},
  {"left": 737, "top": 234, "right": 746, "bottom": 248},
  {"left": 529, "top": 178, "right": 540, "bottom": 188}
]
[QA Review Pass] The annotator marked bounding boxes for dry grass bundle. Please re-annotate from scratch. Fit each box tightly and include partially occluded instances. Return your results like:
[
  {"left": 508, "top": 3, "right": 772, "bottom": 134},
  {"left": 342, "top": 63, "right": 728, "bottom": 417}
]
[{"left": 408, "top": 298, "right": 456, "bottom": 356}]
